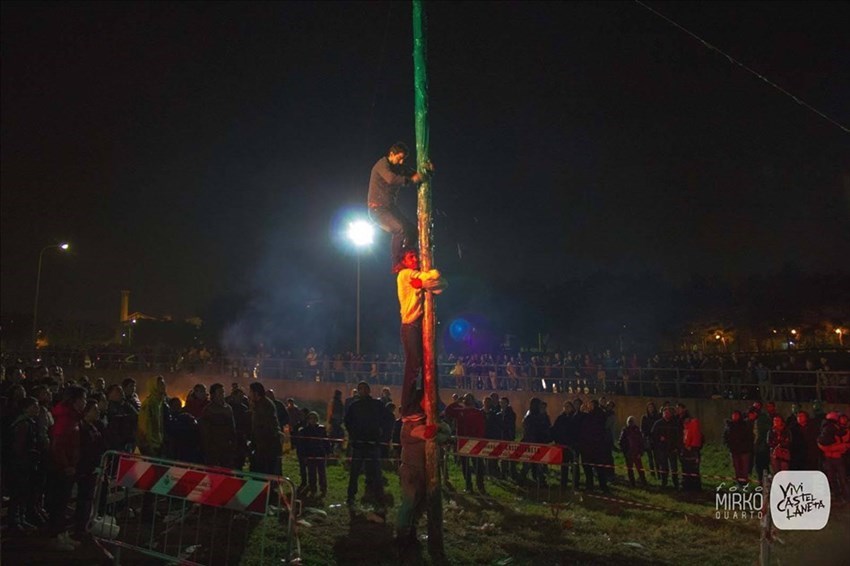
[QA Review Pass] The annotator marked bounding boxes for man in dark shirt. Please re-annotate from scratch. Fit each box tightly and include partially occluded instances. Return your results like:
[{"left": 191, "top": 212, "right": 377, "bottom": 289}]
[
  {"left": 344, "top": 381, "right": 386, "bottom": 509},
  {"left": 247, "top": 382, "right": 282, "bottom": 475},
  {"left": 367, "top": 142, "right": 432, "bottom": 265}
]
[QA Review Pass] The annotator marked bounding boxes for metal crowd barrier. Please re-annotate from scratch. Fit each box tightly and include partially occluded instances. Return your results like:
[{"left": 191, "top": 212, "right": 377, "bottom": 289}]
[
  {"left": 89, "top": 451, "right": 300, "bottom": 565},
  {"left": 5, "top": 349, "right": 849, "bottom": 401}
]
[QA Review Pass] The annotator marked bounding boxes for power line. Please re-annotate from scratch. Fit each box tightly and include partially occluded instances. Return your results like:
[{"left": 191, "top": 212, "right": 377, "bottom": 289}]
[{"left": 634, "top": 0, "right": 849, "bottom": 134}]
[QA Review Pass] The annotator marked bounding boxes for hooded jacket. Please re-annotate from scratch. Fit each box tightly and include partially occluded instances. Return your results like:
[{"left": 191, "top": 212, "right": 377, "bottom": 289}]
[{"left": 137, "top": 376, "right": 166, "bottom": 455}]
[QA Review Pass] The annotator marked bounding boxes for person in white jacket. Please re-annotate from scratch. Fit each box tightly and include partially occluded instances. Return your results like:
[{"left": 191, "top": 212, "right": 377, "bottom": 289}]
[{"left": 395, "top": 249, "right": 447, "bottom": 418}]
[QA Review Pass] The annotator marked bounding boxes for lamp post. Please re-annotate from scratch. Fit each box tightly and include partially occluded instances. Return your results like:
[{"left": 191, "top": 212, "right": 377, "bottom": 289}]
[
  {"left": 346, "top": 220, "right": 374, "bottom": 354},
  {"left": 32, "top": 242, "right": 70, "bottom": 347}
]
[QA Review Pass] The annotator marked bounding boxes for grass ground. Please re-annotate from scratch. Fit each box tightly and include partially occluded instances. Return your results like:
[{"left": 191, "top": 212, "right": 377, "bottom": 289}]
[{"left": 241, "top": 443, "right": 768, "bottom": 566}]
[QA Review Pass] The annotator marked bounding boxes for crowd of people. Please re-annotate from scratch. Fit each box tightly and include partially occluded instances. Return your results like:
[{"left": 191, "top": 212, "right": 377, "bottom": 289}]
[
  {"left": 2, "top": 363, "right": 848, "bottom": 554},
  {"left": 5, "top": 348, "right": 848, "bottom": 403}
]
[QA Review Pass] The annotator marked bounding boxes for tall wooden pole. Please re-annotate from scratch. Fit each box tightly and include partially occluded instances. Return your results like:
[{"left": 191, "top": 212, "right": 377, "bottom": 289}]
[{"left": 412, "top": 0, "right": 444, "bottom": 558}]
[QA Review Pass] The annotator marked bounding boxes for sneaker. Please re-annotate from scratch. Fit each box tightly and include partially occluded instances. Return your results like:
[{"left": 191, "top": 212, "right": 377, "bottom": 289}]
[
  {"left": 60, "top": 532, "right": 82, "bottom": 547},
  {"left": 48, "top": 536, "right": 75, "bottom": 551}
]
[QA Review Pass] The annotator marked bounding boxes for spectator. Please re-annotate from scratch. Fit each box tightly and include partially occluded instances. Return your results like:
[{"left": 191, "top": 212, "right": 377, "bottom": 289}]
[
  {"left": 817, "top": 412, "right": 849, "bottom": 502},
  {"left": 618, "top": 415, "right": 647, "bottom": 487},
  {"left": 752, "top": 401, "right": 771, "bottom": 484},
  {"left": 8, "top": 397, "right": 40, "bottom": 534},
  {"left": 137, "top": 376, "right": 167, "bottom": 458},
  {"left": 293, "top": 407, "right": 310, "bottom": 490},
  {"left": 723, "top": 410, "right": 753, "bottom": 485},
  {"left": 327, "top": 389, "right": 345, "bottom": 446},
  {"left": 344, "top": 381, "right": 386, "bottom": 509},
  {"left": 497, "top": 397, "right": 517, "bottom": 479},
  {"left": 641, "top": 401, "right": 660, "bottom": 478},
  {"left": 200, "top": 383, "right": 237, "bottom": 468},
  {"left": 104, "top": 384, "right": 137, "bottom": 452},
  {"left": 46, "top": 386, "right": 86, "bottom": 551},
  {"left": 74, "top": 399, "right": 106, "bottom": 540},
  {"left": 680, "top": 416, "right": 703, "bottom": 491},
  {"left": 579, "top": 399, "right": 610, "bottom": 492},
  {"left": 380, "top": 387, "right": 393, "bottom": 406},
  {"left": 767, "top": 416, "right": 792, "bottom": 474},
  {"left": 551, "top": 400, "right": 580, "bottom": 489},
  {"left": 166, "top": 398, "right": 203, "bottom": 463},
  {"left": 301, "top": 411, "right": 330, "bottom": 497},
  {"left": 343, "top": 388, "right": 359, "bottom": 418},
  {"left": 227, "top": 386, "right": 251, "bottom": 471},
  {"left": 461, "top": 393, "right": 487, "bottom": 493},
  {"left": 248, "top": 382, "right": 282, "bottom": 475},
  {"left": 184, "top": 384, "right": 210, "bottom": 419},
  {"left": 380, "top": 402, "right": 397, "bottom": 463},
  {"left": 267, "top": 389, "right": 290, "bottom": 432},
  {"left": 30, "top": 385, "right": 54, "bottom": 522},
  {"left": 651, "top": 407, "right": 682, "bottom": 489},
  {"left": 789, "top": 411, "right": 820, "bottom": 471},
  {"left": 122, "top": 378, "right": 141, "bottom": 412}
]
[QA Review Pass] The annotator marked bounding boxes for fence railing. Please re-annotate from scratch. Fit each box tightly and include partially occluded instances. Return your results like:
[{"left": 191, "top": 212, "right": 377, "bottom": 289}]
[{"left": 5, "top": 351, "right": 849, "bottom": 402}]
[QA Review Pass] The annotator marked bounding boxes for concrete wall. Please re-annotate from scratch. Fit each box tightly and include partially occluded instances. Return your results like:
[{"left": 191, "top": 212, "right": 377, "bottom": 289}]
[{"left": 74, "top": 368, "right": 848, "bottom": 444}]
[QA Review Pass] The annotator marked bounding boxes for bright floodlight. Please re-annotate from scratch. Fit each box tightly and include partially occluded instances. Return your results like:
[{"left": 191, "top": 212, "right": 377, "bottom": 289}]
[
  {"left": 59, "top": 243, "right": 70, "bottom": 250},
  {"left": 347, "top": 220, "right": 374, "bottom": 247}
]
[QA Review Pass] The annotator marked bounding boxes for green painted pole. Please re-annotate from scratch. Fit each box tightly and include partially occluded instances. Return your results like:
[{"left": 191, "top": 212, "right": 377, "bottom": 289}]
[{"left": 412, "top": 0, "right": 444, "bottom": 558}]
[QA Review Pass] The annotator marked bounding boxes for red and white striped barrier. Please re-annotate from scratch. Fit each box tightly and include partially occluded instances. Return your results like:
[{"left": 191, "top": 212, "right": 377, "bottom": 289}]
[
  {"left": 456, "top": 438, "right": 563, "bottom": 464},
  {"left": 116, "top": 456, "right": 271, "bottom": 515}
]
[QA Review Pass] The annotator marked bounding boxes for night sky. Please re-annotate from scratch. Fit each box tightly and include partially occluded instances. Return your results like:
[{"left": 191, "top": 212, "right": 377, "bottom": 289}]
[{"left": 2, "top": 2, "right": 848, "bottom": 349}]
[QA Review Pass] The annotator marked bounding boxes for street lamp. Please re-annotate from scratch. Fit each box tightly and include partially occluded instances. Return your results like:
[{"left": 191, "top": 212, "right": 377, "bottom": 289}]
[
  {"left": 837, "top": 328, "right": 844, "bottom": 347},
  {"left": 346, "top": 220, "right": 374, "bottom": 354},
  {"left": 32, "top": 242, "right": 70, "bottom": 347}
]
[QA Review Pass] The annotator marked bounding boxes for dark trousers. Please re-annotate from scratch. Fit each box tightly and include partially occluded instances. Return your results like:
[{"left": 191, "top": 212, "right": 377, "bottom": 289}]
[
  {"left": 307, "top": 459, "right": 327, "bottom": 493},
  {"left": 369, "top": 205, "right": 417, "bottom": 264},
  {"left": 501, "top": 458, "right": 517, "bottom": 480},
  {"left": 461, "top": 456, "right": 485, "bottom": 489},
  {"left": 401, "top": 321, "right": 423, "bottom": 417},
  {"left": 74, "top": 474, "right": 96, "bottom": 535},
  {"left": 645, "top": 442, "right": 657, "bottom": 477},
  {"left": 625, "top": 453, "right": 647, "bottom": 486},
  {"left": 754, "top": 448, "right": 770, "bottom": 484},
  {"left": 348, "top": 444, "right": 383, "bottom": 503},
  {"left": 654, "top": 448, "right": 679, "bottom": 487},
  {"left": 296, "top": 451, "right": 308, "bottom": 486},
  {"left": 560, "top": 449, "right": 580, "bottom": 488},
  {"left": 680, "top": 449, "right": 701, "bottom": 491},
  {"left": 46, "top": 470, "right": 74, "bottom": 536},
  {"left": 252, "top": 452, "right": 281, "bottom": 476},
  {"left": 8, "top": 465, "right": 34, "bottom": 526},
  {"left": 731, "top": 452, "right": 751, "bottom": 484},
  {"left": 823, "top": 458, "right": 849, "bottom": 500},
  {"left": 582, "top": 456, "right": 608, "bottom": 490}
]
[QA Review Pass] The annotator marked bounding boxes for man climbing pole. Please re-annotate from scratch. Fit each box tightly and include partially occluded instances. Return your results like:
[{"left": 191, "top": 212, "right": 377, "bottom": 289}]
[
  {"left": 395, "top": 248, "right": 447, "bottom": 419},
  {"left": 367, "top": 142, "right": 434, "bottom": 266}
]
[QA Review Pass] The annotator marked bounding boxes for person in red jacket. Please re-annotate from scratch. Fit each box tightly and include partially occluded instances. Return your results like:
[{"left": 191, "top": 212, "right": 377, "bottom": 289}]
[
  {"left": 445, "top": 393, "right": 486, "bottom": 493},
  {"left": 46, "top": 386, "right": 86, "bottom": 551},
  {"left": 818, "top": 412, "right": 849, "bottom": 502}
]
